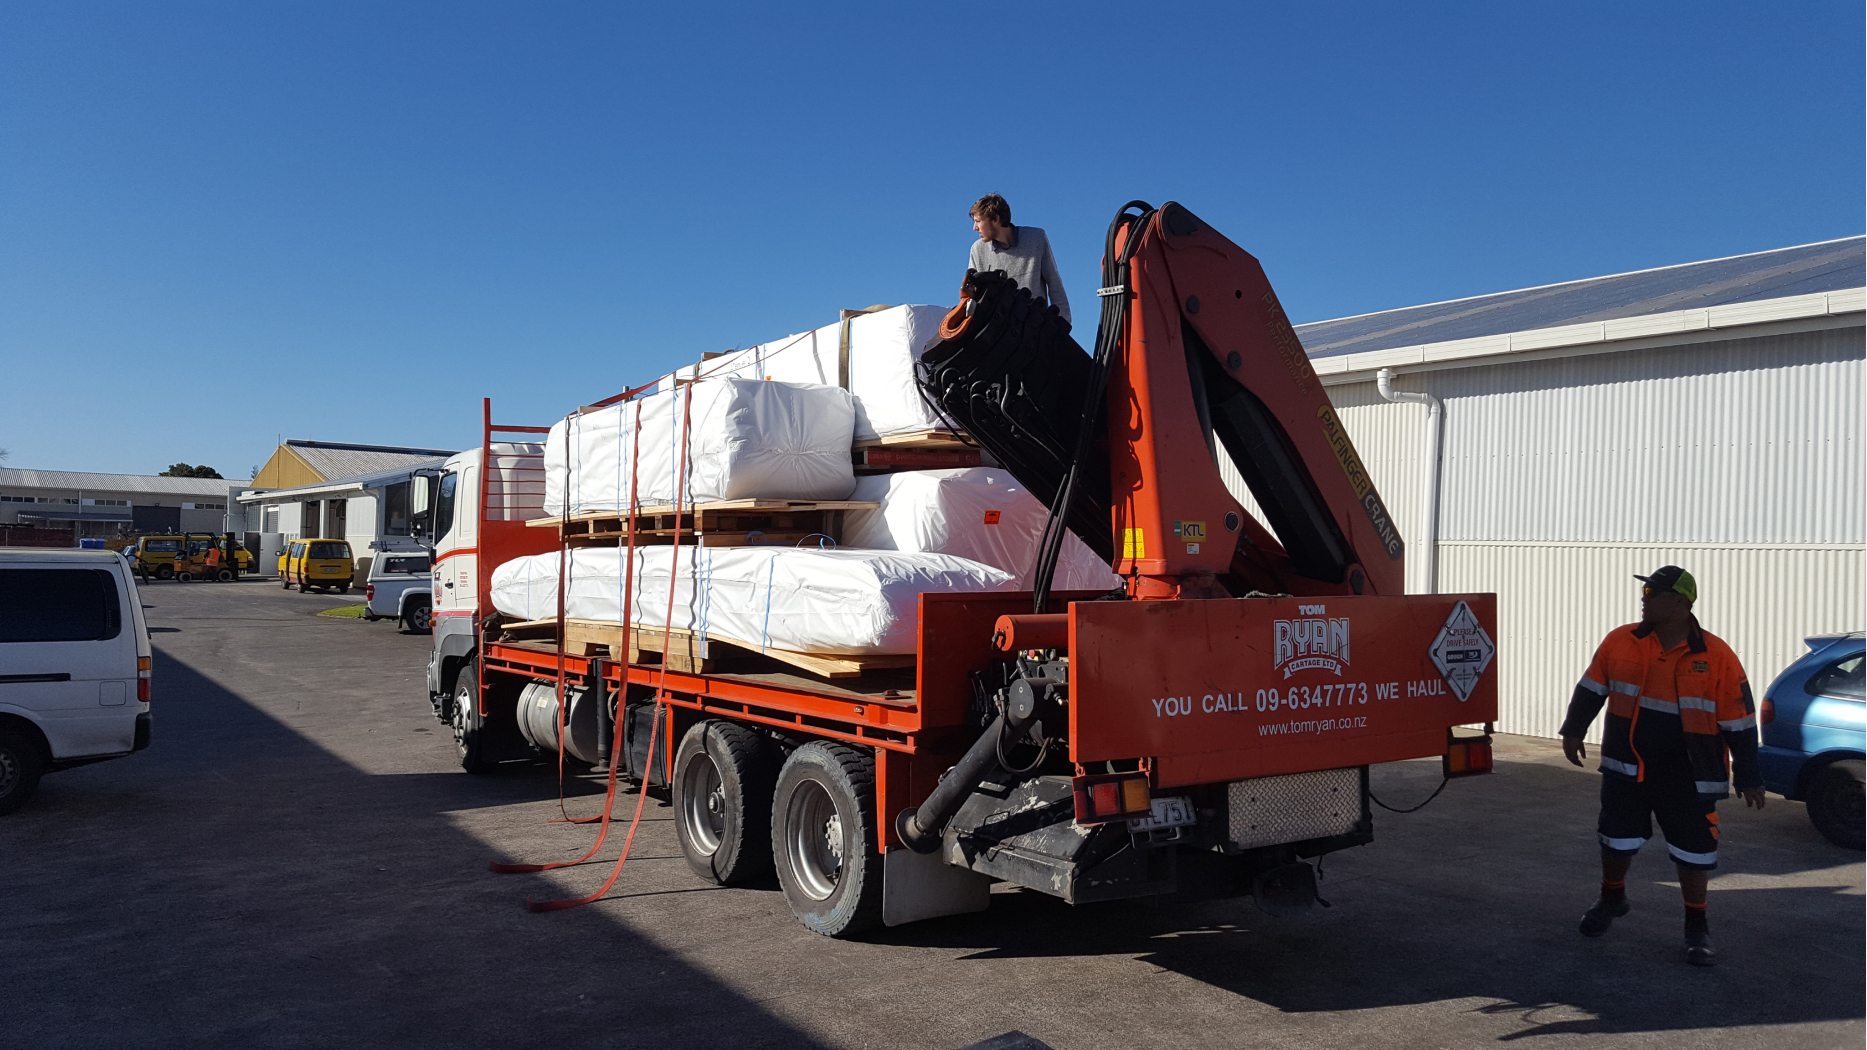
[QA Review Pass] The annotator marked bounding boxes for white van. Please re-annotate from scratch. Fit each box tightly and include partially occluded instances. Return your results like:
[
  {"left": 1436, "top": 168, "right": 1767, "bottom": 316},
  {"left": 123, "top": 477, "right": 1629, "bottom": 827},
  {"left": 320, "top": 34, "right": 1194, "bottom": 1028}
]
[{"left": 0, "top": 549, "right": 152, "bottom": 814}]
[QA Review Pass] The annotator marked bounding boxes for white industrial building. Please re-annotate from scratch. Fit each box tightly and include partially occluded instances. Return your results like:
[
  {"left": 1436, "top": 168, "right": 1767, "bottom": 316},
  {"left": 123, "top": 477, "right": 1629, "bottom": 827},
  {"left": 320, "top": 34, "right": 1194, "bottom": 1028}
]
[
  {"left": 1219, "top": 236, "right": 1863, "bottom": 741},
  {"left": 0, "top": 469, "right": 250, "bottom": 543}
]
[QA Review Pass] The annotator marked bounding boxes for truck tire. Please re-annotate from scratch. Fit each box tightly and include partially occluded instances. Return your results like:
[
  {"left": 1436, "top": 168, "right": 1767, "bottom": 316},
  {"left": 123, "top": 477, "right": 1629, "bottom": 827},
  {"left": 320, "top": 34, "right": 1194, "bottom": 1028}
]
[
  {"left": 0, "top": 727, "right": 46, "bottom": 816},
  {"left": 771, "top": 740, "right": 882, "bottom": 937},
  {"left": 404, "top": 601, "right": 433, "bottom": 634},
  {"left": 1807, "top": 759, "right": 1864, "bottom": 850},
  {"left": 674, "top": 720, "right": 777, "bottom": 886},
  {"left": 453, "top": 671, "right": 495, "bottom": 775}
]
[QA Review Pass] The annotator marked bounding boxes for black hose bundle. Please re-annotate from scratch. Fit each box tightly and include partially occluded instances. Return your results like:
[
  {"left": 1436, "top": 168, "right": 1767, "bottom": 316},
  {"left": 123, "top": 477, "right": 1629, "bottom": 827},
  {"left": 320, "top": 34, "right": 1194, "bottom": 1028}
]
[{"left": 917, "top": 202, "right": 1155, "bottom": 613}]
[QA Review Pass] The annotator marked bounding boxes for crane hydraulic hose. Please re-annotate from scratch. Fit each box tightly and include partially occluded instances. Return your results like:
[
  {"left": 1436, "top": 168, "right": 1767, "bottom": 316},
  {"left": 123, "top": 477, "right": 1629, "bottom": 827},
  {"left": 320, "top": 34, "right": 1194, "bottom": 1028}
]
[{"left": 1030, "top": 201, "right": 1154, "bottom": 614}]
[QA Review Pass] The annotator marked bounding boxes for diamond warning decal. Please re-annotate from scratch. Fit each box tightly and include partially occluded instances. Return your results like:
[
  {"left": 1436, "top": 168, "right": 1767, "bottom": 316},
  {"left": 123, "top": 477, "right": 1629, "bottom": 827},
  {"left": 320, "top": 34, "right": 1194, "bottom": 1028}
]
[{"left": 1429, "top": 601, "right": 1494, "bottom": 702}]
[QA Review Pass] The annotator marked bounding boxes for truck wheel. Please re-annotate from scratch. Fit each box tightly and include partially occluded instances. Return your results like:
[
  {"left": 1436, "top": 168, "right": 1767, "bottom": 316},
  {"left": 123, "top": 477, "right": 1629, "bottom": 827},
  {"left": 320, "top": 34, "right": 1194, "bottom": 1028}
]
[
  {"left": 1807, "top": 759, "right": 1864, "bottom": 850},
  {"left": 674, "top": 721, "right": 777, "bottom": 886},
  {"left": 0, "top": 727, "right": 46, "bottom": 816},
  {"left": 453, "top": 672, "right": 495, "bottom": 775},
  {"left": 405, "top": 602, "right": 433, "bottom": 634},
  {"left": 771, "top": 741, "right": 882, "bottom": 937}
]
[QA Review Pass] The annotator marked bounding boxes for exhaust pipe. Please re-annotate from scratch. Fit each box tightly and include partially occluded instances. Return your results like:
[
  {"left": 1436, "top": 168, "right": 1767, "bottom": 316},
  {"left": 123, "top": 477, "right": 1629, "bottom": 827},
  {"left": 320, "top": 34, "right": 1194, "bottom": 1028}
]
[{"left": 895, "top": 712, "right": 1010, "bottom": 854}]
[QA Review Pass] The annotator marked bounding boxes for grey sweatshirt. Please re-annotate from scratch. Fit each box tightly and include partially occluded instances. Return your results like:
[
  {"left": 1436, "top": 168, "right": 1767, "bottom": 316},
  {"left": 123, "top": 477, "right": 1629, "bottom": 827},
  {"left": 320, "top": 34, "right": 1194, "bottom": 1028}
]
[{"left": 968, "top": 225, "right": 1071, "bottom": 325}]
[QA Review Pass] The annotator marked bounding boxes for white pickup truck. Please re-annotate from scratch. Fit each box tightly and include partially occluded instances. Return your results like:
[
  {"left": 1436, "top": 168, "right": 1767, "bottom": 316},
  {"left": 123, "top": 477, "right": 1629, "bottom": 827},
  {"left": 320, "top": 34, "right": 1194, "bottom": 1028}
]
[{"left": 363, "top": 551, "right": 434, "bottom": 632}]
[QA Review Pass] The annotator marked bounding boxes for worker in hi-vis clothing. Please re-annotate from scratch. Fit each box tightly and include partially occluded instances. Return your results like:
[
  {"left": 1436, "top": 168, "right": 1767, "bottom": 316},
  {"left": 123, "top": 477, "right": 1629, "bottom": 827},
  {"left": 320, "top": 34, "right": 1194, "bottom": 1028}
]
[
  {"left": 967, "top": 193, "right": 1070, "bottom": 326},
  {"left": 1560, "top": 566, "right": 1764, "bottom": 967}
]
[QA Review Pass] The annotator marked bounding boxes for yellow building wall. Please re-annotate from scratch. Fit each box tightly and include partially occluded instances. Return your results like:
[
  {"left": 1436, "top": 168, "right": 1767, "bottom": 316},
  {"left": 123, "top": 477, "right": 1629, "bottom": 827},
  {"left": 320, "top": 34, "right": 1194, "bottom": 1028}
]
[{"left": 252, "top": 446, "right": 326, "bottom": 489}]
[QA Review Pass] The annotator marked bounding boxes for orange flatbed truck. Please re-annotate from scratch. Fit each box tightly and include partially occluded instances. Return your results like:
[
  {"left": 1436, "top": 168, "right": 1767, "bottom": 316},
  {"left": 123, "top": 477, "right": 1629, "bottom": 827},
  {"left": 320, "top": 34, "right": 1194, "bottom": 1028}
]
[{"left": 427, "top": 201, "right": 1499, "bottom": 937}]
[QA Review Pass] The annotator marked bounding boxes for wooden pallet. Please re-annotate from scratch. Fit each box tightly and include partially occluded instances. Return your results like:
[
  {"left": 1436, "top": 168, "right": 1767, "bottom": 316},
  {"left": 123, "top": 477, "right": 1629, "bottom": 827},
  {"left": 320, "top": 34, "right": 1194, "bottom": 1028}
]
[
  {"left": 852, "top": 428, "right": 972, "bottom": 451},
  {"left": 527, "top": 499, "right": 877, "bottom": 548},
  {"left": 497, "top": 617, "right": 916, "bottom": 680}
]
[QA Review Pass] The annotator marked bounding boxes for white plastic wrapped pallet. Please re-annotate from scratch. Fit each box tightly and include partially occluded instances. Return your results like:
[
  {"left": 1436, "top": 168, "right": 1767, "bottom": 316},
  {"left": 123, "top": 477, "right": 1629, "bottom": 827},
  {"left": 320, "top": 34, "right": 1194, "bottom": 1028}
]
[
  {"left": 542, "top": 378, "right": 856, "bottom": 516},
  {"left": 697, "top": 305, "right": 949, "bottom": 441},
  {"left": 489, "top": 546, "right": 1016, "bottom": 655},
  {"left": 842, "top": 468, "right": 1121, "bottom": 591}
]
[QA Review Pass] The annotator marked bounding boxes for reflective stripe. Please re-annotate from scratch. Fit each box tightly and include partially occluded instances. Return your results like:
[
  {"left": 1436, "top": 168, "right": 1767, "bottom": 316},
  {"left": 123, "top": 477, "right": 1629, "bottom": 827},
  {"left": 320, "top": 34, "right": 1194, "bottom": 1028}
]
[
  {"left": 1678, "top": 695, "right": 1717, "bottom": 712},
  {"left": 1667, "top": 843, "right": 1718, "bottom": 866},
  {"left": 1608, "top": 680, "right": 1640, "bottom": 696},
  {"left": 1639, "top": 695, "right": 1679, "bottom": 714},
  {"left": 1578, "top": 675, "right": 1609, "bottom": 696},
  {"left": 1599, "top": 833, "right": 1647, "bottom": 852},
  {"left": 1600, "top": 757, "right": 1639, "bottom": 776},
  {"left": 1695, "top": 780, "right": 1728, "bottom": 795},
  {"left": 1719, "top": 715, "right": 1758, "bottom": 732}
]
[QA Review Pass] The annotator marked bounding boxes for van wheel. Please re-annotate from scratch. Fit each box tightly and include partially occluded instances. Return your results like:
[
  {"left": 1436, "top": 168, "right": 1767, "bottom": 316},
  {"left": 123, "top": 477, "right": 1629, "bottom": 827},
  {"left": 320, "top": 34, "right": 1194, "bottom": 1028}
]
[
  {"left": 1807, "top": 760, "right": 1865, "bottom": 850},
  {"left": 772, "top": 741, "right": 882, "bottom": 937},
  {"left": 281, "top": 578, "right": 291, "bottom": 590},
  {"left": 453, "top": 673, "right": 494, "bottom": 774},
  {"left": 675, "top": 721, "right": 777, "bottom": 886},
  {"left": 405, "top": 602, "right": 433, "bottom": 634},
  {"left": 0, "top": 728, "right": 46, "bottom": 816},
  {"left": 335, "top": 583, "right": 350, "bottom": 594}
]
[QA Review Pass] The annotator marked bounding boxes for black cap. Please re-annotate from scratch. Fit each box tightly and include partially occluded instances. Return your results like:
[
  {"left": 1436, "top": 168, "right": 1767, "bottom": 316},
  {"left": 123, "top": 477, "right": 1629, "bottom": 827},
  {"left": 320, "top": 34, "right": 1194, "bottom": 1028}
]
[{"left": 1634, "top": 565, "right": 1697, "bottom": 603}]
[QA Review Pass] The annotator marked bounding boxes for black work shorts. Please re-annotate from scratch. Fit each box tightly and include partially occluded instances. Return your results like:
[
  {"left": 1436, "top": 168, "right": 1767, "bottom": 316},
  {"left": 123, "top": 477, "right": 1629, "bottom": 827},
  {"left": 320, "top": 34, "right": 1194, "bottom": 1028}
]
[{"left": 1596, "top": 774, "right": 1719, "bottom": 871}]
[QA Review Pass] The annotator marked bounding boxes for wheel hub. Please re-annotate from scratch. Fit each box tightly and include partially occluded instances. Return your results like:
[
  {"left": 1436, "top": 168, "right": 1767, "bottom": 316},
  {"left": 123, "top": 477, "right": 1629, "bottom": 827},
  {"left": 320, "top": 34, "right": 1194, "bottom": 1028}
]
[{"left": 0, "top": 750, "right": 18, "bottom": 797}]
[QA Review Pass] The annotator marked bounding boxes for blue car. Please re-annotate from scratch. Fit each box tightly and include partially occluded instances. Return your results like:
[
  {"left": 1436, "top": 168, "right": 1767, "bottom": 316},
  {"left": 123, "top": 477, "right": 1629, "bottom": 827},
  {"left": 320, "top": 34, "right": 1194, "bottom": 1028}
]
[{"left": 1758, "top": 632, "right": 1864, "bottom": 849}]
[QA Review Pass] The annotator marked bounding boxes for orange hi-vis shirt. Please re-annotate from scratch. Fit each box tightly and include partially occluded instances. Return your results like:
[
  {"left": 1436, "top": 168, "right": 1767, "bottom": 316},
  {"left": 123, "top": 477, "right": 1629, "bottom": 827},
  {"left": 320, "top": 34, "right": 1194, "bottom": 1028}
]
[{"left": 1560, "top": 617, "right": 1761, "bottom": 800}]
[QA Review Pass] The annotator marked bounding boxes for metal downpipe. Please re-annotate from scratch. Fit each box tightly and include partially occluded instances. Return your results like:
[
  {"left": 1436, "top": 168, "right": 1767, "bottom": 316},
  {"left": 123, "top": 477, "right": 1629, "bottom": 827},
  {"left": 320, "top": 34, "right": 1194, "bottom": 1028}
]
[{"left": 1376, "top": 368, "right": 1443, "bottom": 594}]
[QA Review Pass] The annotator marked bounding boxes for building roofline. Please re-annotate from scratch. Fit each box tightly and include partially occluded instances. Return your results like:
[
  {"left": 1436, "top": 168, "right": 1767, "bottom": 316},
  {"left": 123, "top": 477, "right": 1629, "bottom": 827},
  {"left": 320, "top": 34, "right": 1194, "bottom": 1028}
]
[
  {"left": 1298, "top": 235, "right": 1866, "bottom": 329},
  {"left": 1315, "top": 286, "right": 1864, "bottom": 386},
  {"left": 285, "top": 439, "right": 458, "bottom": 457}
]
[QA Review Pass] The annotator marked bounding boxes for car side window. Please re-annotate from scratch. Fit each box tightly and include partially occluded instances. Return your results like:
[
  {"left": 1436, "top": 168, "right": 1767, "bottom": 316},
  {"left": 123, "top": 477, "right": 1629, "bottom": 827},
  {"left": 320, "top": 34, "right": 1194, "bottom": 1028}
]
[
  {"left": 1806, "top": 655, "right": 1865, "bottom": 701},
  {"left": 0, "top": 569, "right": 123, "bottom": 643}
]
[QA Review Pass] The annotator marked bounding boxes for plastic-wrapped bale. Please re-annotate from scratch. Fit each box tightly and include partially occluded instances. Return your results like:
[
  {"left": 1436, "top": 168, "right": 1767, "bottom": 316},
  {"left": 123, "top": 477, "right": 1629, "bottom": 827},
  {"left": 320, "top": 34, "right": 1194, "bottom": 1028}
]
[
  {"left": 699, "top": 305, "right": 949, "bottom": 442},
  {"left": 543, "top": 378, "right": 856, "bottom": 516},
  {"left": 842, "top": 468, "right": 1120, "bottom": 591},
  {"left": 489, "top": 546, "right": 1016, "bottom": 655}
]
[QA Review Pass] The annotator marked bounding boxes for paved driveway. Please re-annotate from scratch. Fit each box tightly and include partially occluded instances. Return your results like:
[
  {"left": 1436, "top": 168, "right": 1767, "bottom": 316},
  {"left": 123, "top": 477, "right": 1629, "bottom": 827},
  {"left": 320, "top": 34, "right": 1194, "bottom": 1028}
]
[{"left": 3, "top": 582, "right": 1860, "bottom": 1049}]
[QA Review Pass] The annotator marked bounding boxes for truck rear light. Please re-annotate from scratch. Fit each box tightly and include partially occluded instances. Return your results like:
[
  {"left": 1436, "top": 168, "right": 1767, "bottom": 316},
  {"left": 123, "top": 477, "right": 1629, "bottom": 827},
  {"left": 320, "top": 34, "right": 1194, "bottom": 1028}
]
[
  {"left": 1760, "top": 698, "right": 1774, "bottom": 724},
  {"left": 1443, "top": 730, "right": 1493, "bottom": 778},
  {"left": 1072, "top": 771, "right": 1152, "bottom": 824},
  {"left": 138, "top": 677, "right": 150, "bottom": 703},
  {"left": 137, "top": 656, "right": 151, "bottom": 674},
  {"left": 366, "top": 585, "right": 376, "bottom": 601}
]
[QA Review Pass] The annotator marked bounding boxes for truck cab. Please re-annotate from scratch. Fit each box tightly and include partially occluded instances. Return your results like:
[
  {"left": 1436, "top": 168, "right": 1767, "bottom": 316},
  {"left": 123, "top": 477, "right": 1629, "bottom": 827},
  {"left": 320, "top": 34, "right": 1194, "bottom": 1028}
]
[{"left": 423, "top": 438, "right": 551, "bottom": 719}]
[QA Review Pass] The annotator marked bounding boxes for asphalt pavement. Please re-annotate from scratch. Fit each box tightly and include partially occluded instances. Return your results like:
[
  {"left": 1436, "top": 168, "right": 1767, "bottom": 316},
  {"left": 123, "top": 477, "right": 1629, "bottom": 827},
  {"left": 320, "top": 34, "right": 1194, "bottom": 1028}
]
[{"left": 3, "top": 582, "right": 1861, "bottom": 1049}]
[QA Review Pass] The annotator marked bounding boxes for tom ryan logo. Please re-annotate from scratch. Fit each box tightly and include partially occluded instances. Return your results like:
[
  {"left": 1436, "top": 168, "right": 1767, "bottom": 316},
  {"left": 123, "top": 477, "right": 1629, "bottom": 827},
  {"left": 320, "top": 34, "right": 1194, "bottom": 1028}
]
[{"left": 1273, "top": 605, "right": 1350, "bottom": 679}]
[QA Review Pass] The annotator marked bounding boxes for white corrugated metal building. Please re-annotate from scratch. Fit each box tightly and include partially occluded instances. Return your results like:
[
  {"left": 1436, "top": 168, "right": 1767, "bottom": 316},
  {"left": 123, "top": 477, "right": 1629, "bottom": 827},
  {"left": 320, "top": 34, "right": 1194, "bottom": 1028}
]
[{"left": 1220, "top": 237, "right": 1864, "bottom": 740}]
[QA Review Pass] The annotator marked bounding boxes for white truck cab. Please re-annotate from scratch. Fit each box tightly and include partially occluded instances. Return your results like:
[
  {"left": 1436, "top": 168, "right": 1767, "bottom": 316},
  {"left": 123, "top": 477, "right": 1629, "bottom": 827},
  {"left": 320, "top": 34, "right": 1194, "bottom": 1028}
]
[
  {"left": 0, "top": 548, "right": 153, "bottom": 813},
  {"left": 423, "top": 443, "right": 547, "bottom": 719}
]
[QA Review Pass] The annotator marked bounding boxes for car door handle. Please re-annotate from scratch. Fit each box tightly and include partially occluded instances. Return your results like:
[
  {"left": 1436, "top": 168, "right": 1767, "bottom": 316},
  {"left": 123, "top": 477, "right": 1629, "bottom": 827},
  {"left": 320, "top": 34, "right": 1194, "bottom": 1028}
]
[{"left": 0, "top": 673, "right": 72, "bottom": 684}]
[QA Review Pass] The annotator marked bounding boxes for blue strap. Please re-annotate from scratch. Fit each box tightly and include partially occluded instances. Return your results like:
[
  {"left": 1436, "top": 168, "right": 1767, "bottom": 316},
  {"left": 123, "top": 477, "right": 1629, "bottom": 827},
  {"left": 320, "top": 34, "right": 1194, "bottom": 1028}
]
[{"left": 759, "top": 552, "right": 777, "bottom": 654}]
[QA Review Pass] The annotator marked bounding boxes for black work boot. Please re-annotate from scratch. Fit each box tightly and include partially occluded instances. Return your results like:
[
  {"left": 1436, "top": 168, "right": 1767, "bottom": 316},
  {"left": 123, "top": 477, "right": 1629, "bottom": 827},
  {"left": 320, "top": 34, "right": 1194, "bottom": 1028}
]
[
  {"left": 1578, "top": 895, "right": 1630, "bottom": 937},
  {"left": 1684, "top": 910, "right": 1715, "bottom": 966}
]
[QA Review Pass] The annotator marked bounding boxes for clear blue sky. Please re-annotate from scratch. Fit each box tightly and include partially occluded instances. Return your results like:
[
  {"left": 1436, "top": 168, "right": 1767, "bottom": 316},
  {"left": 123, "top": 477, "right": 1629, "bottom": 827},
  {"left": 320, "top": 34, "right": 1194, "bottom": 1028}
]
[{"left": 3, "top": 2, "right": 1861, "bottom": 477}]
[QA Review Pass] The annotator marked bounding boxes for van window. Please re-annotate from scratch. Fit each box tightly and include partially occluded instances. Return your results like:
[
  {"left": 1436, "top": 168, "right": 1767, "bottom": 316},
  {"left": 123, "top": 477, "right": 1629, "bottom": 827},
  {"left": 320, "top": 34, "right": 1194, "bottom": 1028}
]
[
  {"left": 289, "top": 543, "right": 305, "bottom": 558},
  {"left": 144, "top": 539, "right": 180, "bottom": 553},
  {"left": 0, "top": 569, "right": 123, "bottom": 643},
  {"left": 309, "top": 542, "right": 350, "bottom": 560},
  {"left": 380, "top": 556, "right": 432, "bottom": 575},
  {"left": 434, "top": 472, "right": 459, "bottom": 546}
]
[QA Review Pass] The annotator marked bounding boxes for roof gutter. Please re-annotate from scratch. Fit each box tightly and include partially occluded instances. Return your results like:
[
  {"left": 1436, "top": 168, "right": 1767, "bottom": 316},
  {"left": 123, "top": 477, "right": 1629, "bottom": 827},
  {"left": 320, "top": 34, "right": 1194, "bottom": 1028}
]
[{"left": 1376, "top": 368, "right": 1442, "bottom": 594}]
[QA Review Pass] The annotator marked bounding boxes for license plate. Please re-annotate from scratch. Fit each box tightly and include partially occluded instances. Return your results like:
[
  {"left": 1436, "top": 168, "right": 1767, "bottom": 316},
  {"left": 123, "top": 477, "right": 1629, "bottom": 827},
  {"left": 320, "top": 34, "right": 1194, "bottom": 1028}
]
[{"left": 1128, "top": 796, "right": 1196, "bottom": 833}]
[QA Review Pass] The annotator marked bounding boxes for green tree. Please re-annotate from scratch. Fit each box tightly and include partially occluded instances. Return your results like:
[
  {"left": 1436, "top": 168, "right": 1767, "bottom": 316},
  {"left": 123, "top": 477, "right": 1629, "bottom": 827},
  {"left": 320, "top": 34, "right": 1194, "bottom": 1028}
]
[{"left": 159, "top": 463, "right": 223, "bottom": 479}]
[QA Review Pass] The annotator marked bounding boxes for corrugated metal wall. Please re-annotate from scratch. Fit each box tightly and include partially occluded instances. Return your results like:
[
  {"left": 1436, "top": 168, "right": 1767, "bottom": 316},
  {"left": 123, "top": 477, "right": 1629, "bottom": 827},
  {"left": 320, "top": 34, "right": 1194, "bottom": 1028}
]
[{"left": 1218, "top": 324, "right": 1865, "bottom": 739}]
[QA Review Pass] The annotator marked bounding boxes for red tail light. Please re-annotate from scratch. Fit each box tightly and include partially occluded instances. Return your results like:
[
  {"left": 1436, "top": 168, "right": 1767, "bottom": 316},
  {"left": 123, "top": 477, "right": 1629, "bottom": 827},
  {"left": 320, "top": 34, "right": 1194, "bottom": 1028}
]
[
  {"left": 1072, "top": 771, "right": 1152, "bottom": 824},
  {"left": 366, "top": 585, "right": 376, "bottom": 601},
  {"left": 138, "top": 678, "right": 151, "bottom": 703},
  {"left": 1444, "top": 732, "right": 1493, "bottom": 777},
  {"left": 1760, "top": 698, "right": 1775, "bottom": 725}
]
